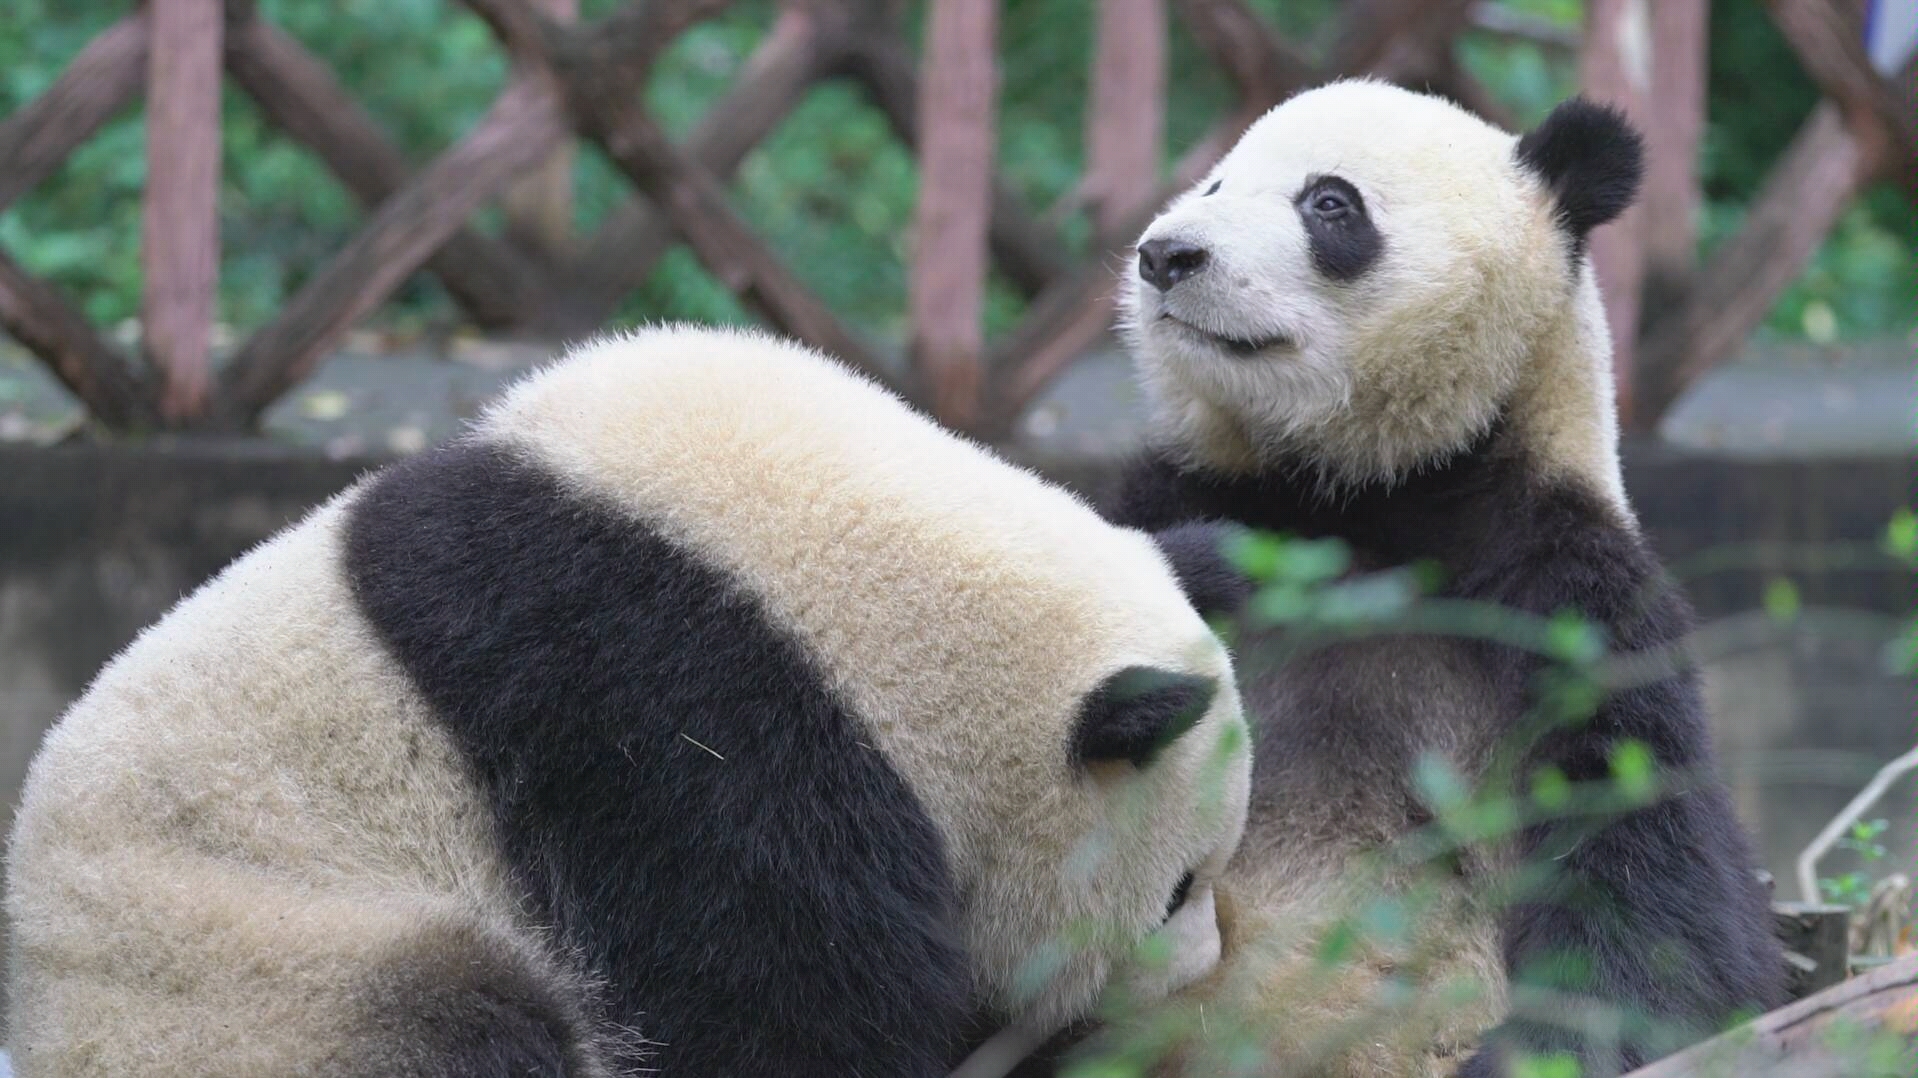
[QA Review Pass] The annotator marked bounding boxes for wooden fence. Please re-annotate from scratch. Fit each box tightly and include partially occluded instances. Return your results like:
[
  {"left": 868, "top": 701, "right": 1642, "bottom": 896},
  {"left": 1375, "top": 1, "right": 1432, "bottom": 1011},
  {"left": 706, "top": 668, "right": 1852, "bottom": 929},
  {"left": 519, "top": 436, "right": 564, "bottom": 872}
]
[{"left": 0, "top": 0, "right": 1910, "bottom": 439}]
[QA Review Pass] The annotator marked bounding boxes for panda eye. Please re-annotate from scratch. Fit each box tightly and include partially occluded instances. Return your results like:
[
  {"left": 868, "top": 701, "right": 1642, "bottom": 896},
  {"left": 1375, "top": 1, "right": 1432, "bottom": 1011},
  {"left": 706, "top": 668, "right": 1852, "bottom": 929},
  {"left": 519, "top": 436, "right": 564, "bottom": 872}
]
[
  {"left": 1204, "top": 180, "right": 1222, "bottom": 196},
  {"left": 1312, "top": 192, "right": 1350, "bottom": 218}
]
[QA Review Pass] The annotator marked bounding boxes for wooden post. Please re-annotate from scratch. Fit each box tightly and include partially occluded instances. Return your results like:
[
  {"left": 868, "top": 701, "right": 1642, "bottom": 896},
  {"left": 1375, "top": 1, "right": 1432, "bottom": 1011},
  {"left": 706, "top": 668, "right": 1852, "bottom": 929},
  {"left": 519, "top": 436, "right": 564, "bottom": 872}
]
[
  {"left": 1085, "top": 0, "right": 1166, "bottom": 241},
  {"left": 1640, "top": 0, "right": 1709, "bottom": 328},
  {"left": 909, "top": 0, "right": 999, "bottom": 431},
  {"left": 142, "top": 0, "right": 224, "bottom": 426},
  {"left": 1773, "top": 902, "right": 1855, "bottom": 1000},
  {"left": 502, "top": 0, "right": 577, "bottom": 264},
  {"left": 1578, "top": 0, "right": 1652, "bottom": 428}
]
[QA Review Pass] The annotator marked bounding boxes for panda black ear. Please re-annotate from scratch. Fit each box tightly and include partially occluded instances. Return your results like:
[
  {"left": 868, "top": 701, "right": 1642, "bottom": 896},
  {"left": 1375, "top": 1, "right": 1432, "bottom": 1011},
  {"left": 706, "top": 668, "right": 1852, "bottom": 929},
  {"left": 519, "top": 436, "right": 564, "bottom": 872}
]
[
  {"left": 1150, "top": 521, "right": 1255, "bottom": 619},
  {"left": 1074, "top": 666, "right": 1218, "bottom": 768},
  {"left": 1515, "top": 97, "right": 1645, "bottom": 249}
]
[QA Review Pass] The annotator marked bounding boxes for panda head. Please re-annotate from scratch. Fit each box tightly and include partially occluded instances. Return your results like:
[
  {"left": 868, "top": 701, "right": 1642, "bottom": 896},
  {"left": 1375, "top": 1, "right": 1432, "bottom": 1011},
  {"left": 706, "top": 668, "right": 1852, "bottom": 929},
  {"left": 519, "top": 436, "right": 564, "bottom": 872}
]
[
  {"left": 1122, "top": 80, "right": 1644, "bottom": 492},
  {"left": 468, "top": 325, "right": 1253, "bottom": 1042}
]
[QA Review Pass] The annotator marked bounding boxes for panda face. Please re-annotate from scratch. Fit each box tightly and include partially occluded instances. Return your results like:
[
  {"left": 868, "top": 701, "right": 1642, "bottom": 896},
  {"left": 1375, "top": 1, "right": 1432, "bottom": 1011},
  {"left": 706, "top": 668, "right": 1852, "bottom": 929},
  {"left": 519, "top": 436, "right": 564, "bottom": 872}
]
[{"left": 1122, "top": 80, "right": 1590, "bottom": 484}]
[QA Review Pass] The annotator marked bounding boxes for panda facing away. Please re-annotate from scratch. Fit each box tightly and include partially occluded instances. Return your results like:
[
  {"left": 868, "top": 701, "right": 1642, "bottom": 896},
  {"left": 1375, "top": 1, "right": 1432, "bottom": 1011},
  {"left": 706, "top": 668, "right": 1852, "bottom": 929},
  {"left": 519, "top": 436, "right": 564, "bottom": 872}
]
[
  {"left": 1096, "top": 81, "right": 1788, "bottom": 1077},
  {"left": 5, "top": 326, "right": 1253, "bottom": 1077}
]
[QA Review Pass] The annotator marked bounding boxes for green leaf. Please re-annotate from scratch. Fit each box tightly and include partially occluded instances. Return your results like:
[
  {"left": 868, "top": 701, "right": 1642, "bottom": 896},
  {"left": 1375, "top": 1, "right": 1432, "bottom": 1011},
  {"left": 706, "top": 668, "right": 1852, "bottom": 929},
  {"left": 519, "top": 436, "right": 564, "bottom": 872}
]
[
  {"left": 1313, "top": 571, "right": 1417, "bottom": 625},
  {"left": 1413, "top": 753, "right": 1469, "bottom": 815},
  {"left": 1512, "top": 1051, "right": 1583, "bottom": 1078},
  {"left": 1609, "top": 740, "right": 1657, "bottom": 804},
  {"left": 1223, "top": 530, "right": 1287, "bottom": 582},
  {"left": 1313, "top": 919, "right": 1358, "bottom": 968},
  {"left": 1545, "top": 612, "right": 1604, "bottom": 665},
  {"left": 1763, "top": 577, "right": 1800, "bottom": 623},
  {"left": 1881, "top": 618, "right": 1918, "bottom": 676},
  {"left": 1530, "top": 766, "right": 1572, "bottom": 811},
  {"left": 1885, "top": 507, "right": 1918, "bottom": 560},
  {"left": 1276, "top": 538, "right": 1351, "bottom": 584},
  {"left": 1249, "top": 583, "right": 1310, "bottom": 624}
]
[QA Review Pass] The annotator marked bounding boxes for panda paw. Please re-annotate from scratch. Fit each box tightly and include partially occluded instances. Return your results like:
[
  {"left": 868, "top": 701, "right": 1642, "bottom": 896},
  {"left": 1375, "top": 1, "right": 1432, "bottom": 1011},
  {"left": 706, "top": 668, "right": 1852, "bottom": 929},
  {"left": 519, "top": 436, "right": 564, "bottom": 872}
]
[{"left": 1149, "top": 520, "right": 1256, "bottom": 619}]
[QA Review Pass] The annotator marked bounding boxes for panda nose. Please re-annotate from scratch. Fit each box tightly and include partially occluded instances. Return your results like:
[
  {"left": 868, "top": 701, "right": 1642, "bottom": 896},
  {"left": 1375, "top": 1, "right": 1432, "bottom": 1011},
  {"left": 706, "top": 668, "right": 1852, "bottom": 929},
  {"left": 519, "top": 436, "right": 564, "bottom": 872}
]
[{"left": 1137, "top": 239, "right": 1209, "bottom": 292}]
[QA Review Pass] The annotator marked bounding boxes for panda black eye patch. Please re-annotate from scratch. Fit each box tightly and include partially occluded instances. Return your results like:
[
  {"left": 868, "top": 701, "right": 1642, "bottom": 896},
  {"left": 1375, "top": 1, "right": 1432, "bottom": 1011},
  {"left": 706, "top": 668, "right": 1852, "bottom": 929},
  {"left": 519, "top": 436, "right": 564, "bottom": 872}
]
[{"left": 1295, "top": 174, "right": 1382, "bottom": 282}]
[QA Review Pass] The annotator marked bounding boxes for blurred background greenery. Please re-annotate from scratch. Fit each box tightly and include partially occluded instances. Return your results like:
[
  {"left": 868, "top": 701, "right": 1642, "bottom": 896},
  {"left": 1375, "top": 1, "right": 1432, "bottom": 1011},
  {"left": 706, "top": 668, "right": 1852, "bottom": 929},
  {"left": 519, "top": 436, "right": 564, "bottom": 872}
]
[{"left": 3, "top": 0, "right": 1910, "bottom": 350}]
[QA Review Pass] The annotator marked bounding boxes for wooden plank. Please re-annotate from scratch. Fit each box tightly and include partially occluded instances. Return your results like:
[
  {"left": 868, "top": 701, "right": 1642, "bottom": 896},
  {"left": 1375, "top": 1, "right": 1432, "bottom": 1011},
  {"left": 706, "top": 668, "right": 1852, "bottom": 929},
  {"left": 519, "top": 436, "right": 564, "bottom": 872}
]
[
  {"left": 222, "top": 9, "right": 544, "bottom": 330},
  {"left": 1640, "top": 0, "right": 1709, "bottom": 329},
  {"left": 1328, "top": 0, "right": 1477, "bottom": 83},
  {"left": 579, "top": 97, "right": 890, "bottom": 387},
  {"left": 1084, "top": 0, "right": 1166, "bottom": 239},
  {"left": 0, "top": 248, "right": 155, "bottom": 430},
  {"left": 908, "top": 0, "right": 999, "bottom": 430},
  {"left": 479, "top": 0, "right": 889, "bottom": 380},
  {"left": 214, "top": 78, "right": 569, "bottom": 427},
  {"left": 544, "top": 0, "right": 731, "bottom": 90},
  {"left": 0, "top": 14, "right": 149, "bottom": 214},
  {"left": 1578, "top": 0, "right": 1652, "bottom": 425},
  {"left": 838, "top": 27, "right": 1073, "bottom": 297},
  {"left": 986, "top": 197, "right": 1167, "bottom": 432},
  {"left": 563, "top": 1, "right": 831, "bottom": 331},
  {"left": 142, "top": 0, "right": 225, "bottom": 424},
  {"left": 1620, "top": 954, "right": 1918, "bottom": 1077},
  {"left": 501, "top": 0, "right": 579, "bottom": 263},
  {"left": 1767, "top": 0, "right": 1918, "bottom": 197},
  {"left": 1170, "top": 0, "right": 1316, "bottom": 106},
  {"left": 1636, "top": 101, "right": 1879, "bottom": 424}
]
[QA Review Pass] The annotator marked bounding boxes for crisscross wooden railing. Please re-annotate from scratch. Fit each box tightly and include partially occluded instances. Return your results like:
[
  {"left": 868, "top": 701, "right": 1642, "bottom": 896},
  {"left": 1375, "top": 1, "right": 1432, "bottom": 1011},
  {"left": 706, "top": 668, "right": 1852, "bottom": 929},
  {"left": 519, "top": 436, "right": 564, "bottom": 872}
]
[{"left": 0, "top": 0, "right": 1910, "bottom": 440}]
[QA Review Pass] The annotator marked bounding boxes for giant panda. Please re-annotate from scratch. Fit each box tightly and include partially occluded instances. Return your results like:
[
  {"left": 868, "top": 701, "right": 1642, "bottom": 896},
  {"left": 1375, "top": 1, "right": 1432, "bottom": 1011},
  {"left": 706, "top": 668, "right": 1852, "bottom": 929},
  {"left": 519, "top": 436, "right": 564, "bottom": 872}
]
[
  {"left": 1076, "top": 81, "right": 1787, "bottom": 1077},
  {"left": 4, "top": 325, "right": 1254, "bottom": 1078}
]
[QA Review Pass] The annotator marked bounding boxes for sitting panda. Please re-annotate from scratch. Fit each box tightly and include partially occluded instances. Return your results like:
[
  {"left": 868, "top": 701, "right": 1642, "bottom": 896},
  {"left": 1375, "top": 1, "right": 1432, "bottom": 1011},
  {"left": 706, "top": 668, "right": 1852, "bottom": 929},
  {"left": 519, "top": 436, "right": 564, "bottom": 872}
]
[
  {"left": 1086, "top": 81, "right": 1787, "bottom": 1077},
  {"left": 5, "top": 326, "right": 1253, "bottom": 1078}
]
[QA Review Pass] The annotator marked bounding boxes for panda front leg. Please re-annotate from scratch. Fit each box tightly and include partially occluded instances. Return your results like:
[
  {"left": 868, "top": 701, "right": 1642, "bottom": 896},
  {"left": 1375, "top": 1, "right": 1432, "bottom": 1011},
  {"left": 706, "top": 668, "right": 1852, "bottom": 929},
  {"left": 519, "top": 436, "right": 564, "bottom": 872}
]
[{"left": 1453, "top": 688, "right": 1788, "bottom": 1077}]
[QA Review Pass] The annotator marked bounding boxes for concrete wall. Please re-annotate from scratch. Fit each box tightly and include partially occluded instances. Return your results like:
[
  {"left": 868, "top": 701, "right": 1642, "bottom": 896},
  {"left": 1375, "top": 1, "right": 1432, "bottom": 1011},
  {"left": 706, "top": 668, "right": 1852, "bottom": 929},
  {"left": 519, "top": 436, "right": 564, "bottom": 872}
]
[{"left": 0, "top": 440, "right": 1911, "bottom": 978}]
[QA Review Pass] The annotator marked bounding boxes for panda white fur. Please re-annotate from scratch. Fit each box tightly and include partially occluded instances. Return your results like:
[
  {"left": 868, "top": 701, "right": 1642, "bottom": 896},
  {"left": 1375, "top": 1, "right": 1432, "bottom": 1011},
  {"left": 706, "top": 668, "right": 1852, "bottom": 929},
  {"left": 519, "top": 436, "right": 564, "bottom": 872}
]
[
  {"left": 5, "top": 325, "right": 1253, "bottom": 1077},
  {"left": 1078, "top": 81, "right": 1787, "bottom": 1077}
]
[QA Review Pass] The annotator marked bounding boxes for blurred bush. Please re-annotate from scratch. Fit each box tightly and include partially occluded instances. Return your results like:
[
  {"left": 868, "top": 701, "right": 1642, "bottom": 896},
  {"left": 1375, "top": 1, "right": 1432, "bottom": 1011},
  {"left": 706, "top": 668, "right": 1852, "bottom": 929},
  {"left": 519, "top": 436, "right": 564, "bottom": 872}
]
[{"left": 0, "top": 0, "right": 1909, "bottom": 346}]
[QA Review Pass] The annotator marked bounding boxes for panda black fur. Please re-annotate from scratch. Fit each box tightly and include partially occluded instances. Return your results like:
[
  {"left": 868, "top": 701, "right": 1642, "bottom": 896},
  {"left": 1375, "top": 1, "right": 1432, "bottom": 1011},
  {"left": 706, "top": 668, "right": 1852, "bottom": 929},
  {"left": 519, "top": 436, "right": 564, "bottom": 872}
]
[
  {"left": 5, "top": 326, "right": 1252, "bottom": 1077},
  {"left": 1099, "top": 82, "right": 1787, "bottom": 1077}
]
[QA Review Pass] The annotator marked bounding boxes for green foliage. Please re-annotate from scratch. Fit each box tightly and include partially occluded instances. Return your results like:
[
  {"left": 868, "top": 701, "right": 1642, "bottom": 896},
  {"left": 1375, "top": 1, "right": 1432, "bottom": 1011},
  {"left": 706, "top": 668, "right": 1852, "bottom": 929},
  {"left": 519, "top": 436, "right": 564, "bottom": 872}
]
[
  {"left": 1819, "top": 818, "right": 1891, "bottom": 907},
  {"left": 1762, "top": 576, "right": 1801, "bottom": 623},
  {"left": 0, "top": 1, "right": 1909, "bottom": 346},
  {"left": 1050, "top": 522, "right": 1845, "bottom": 1076}
]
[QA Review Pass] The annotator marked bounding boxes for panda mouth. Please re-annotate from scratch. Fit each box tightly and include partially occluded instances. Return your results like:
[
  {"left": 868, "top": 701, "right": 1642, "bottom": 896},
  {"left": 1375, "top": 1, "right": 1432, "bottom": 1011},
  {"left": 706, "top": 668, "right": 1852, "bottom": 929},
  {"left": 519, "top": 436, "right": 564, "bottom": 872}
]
[{"left": 1159, "top": 314, "right": 1287, "bottom": 356}]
